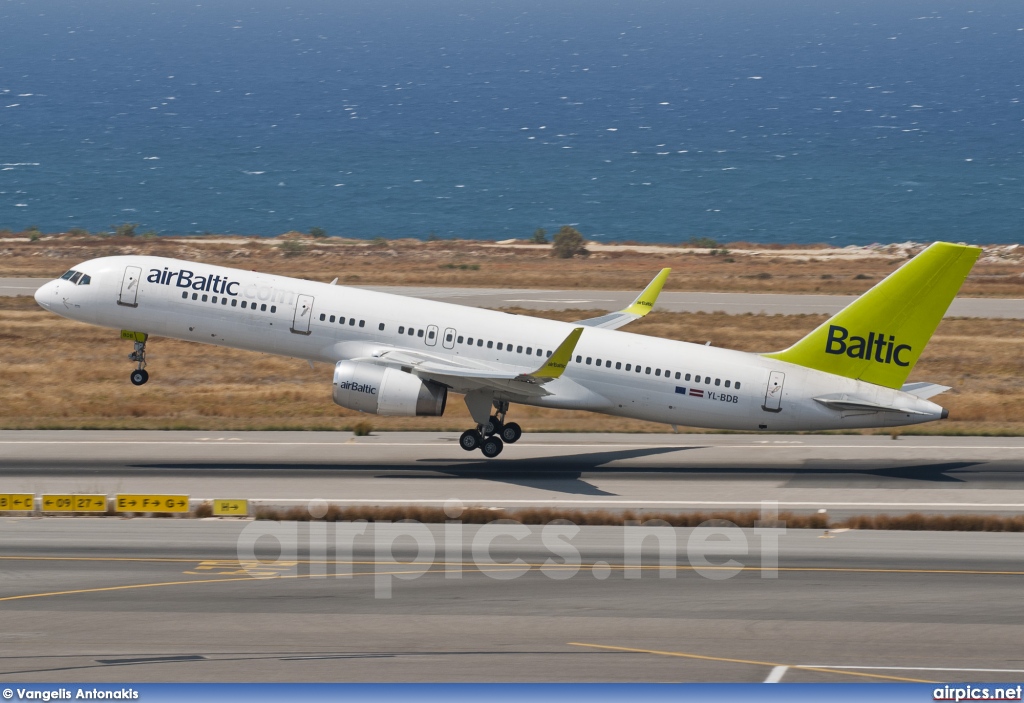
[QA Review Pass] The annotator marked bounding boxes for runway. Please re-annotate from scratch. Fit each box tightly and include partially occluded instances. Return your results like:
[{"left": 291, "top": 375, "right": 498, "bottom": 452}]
[
  {"left": 5, "top": 278, "right": 1022, "bottom": 318},
  {"left": 2, "top": 431, "right": 1023, "bottom": 517},
  {"left": 1, "top": 519, "right": 1022, "bottom": 682}
]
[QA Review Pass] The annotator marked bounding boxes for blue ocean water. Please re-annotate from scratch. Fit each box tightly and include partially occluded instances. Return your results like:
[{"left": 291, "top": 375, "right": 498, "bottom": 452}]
[{"left": 0, "top": 0, "right": 1022, "bottom": 244}]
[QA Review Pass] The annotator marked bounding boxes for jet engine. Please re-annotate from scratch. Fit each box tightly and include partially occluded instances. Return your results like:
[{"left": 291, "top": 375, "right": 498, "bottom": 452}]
[{"left": 332, "top": 360, "right": 447, "bottom": 416}]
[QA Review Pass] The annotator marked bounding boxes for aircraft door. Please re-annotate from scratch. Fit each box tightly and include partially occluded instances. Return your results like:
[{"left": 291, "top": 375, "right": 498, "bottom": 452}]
[
  {"left": 118, "top": 266, "right": 142, "bottom": 307},
  {"left": 762, "top": 371, "right": 785, "bottom": 412},
  {"left": 291, "top": 294, "right": 314, "bottom": 335},
  {"left": 425, "top": 325, "right": 439, "bottom": 347},
  {"left": 442, "top": 327, "right": 456, "bottom": 350}
]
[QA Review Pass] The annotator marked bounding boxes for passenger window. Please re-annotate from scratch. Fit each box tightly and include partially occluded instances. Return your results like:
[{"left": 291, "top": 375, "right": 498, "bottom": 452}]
[
  {"left": 595, "top": 359, "right": 601, "bottom": 366},
  {"left": 182, "top": 292, "right": 188, "bottom": 299},
  {"left": 616, "top": 362, "right": 621, "bottom": 370},
  {"left": 496, "top": 342, "right": 503, "bottom": 350},
  {"left": 409, "top": 328, "right": 414, "bottom": 335},
  {"left": 240, "top": 299, "right": 246, "bottom": 307},
  {"left": 705, "top": 377, "right": 711, "bottom": 384},
  {"left": 458, "top": 336, "right": 464, "bottom": 344},
  {"left": 715, "top": 378, "right": 721, "bottom": 386},
  {"left": 231, "top": 299, "right": 237, "bottom": 307},
  {"left": 625, "top": 364, "right": 631, "bottom": 371},
  {"left": 271, "top": 305, "right": 277, "bottom": 313},
  {"left": 379, "top": 323, "right": 386, "bottom": 331},
  {"left": 517, "top": 346, "right": 523, "bottom": 353},
  {"left": 202, "top": 294, "right": 208, "bottom": 302},
  {"left": 586, "top": 357, "right": 592, "bottom": 365},
  {"left": 675, "top": 372, "right": 681, "bottom": 379},
  {"left": 222, "top": 298, "right": 228, "bottom": 305},
  {"left": 359, "top": 320, "right": 365, "bottom": 328},
  {"left": 605, "top": 360, "right": 610, "bottom": 367},
  {"left": 636, "top": 366, "right": 642, "bottom": 373},
  {"left": 486, "top": 340, "right": 492, "bottom": 348},
  {"left": 418, "top": 329, "right": 424, "bottom": 337},
  {"left": 526, "top": 347, "right": 533, "bottom": 355},
  {"left": 349, "top": 319, "right": 355, "bottom": 326},
  {"left": 79, "top": 274, "right": 91, "bottom": 285},
  {"left": 645, "top": 367, "right": 651, "bottom": 375},
  {"left": 339, "top": 317, "right": 346, "bottom": 324},
  {"left": 212, "top": 296, "right": 218, "bottom": 304},
  {"left": 735, "top": 382, "right": 741, "bottom": 390},
  {"left": 576, "top": 355, "right": 582, "bottom": 363},
  {"left": 685, "top": 373, "right": 691, "bottom": 381},
  {"left": 429, "top": 330, "right": 436, "bottom": 339},
  {"left": 60, "top": 270, "right": 76, "bottom": 280},
  {"left": 725, "top": 380, "right": 731, "bottom": 388},
  {"left": 546, "top": 351, "right": 552, "bottom": 357},
  {"left": 261, "top": 304, "right": 267, "bottom": 312},
  {"left": 330, "top": 315, "right": 336, "bottom": 323},
  {"left": 468, "top": 337, "right": 474, "bottom": 345},
  {"left": 399, "top": 326, "right": 405, "bottom": 334},
  {"left": 476, "top": 339, "right": 483, "bottom": 346},
  {"left": 655, "top": 369, "right": 661, "bottom": 376},
  {"left": 319, "top": 313, "right": 325, "bottom": 321},
  {"left": 695, "top": 375, "right": 700, "bottom": 383},
  {"left": 539, "top": 349, "right": 544, "bottom": 357}
]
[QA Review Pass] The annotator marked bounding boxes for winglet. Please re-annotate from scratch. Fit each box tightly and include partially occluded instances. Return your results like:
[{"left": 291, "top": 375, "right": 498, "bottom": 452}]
[
  {"left": 529, "top": 327, "right": 584, "bottom": 379},
  {"left": 622, "top": 268, "right": 671, "bottom": 316},
  {"left": 575, "top": 268, "right": 671, "bottom": 330}
]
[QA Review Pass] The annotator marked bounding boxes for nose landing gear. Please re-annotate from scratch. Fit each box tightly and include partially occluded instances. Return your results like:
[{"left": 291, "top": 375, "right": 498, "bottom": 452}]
[{"left": 126, "top": 334, "right": 149, "bottom": 386}]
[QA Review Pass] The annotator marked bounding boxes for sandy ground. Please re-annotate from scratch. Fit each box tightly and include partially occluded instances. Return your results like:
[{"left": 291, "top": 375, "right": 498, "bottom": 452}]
[{"left": 1, "top": 231, "right": 1022, "bottom": 297}]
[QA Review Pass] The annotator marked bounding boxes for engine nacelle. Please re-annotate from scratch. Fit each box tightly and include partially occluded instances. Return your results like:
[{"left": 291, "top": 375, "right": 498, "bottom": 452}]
[{"left": 332, "top": 360, "right": 447, "bottom": 417}]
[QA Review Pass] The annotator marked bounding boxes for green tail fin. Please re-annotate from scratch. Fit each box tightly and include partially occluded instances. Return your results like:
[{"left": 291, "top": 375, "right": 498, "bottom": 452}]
[{"left": 763, "top": 242, "right": 981, "bottom": 388}]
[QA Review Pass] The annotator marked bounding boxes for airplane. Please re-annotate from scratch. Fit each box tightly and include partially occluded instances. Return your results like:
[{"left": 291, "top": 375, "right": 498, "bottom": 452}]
[{"left": 33, "top": 242, "right": 980, "bottom": 457}]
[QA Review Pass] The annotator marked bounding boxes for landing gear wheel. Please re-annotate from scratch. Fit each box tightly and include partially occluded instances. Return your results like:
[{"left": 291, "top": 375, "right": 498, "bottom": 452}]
[
  {"left": 499, "top": 422, "right": 522, "bottom": 444},
  {"left": 481, "top": 435, "right": 504, "bottom": 458},
  {"left": 459, "top": 429, "right": 482, "bottom": 451},
  {"left": 130, "top": 369, "right": 149, "bottom": 386},
  {"left": 484, "top": 415, "right": 503, "bottom": 436}
]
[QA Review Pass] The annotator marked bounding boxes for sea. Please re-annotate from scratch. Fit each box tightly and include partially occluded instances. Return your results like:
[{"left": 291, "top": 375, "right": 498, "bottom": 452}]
[{"left": 1, "top": 0, "right": 1022, "bottom": 245}]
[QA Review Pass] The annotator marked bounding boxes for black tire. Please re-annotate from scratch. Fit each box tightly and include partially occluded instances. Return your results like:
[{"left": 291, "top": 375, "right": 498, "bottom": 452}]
[
  {"left": 459, "top": 429, "right": 482, "bottom": 451},
  {"left": 500, "top": 422, "right": 522, "bottom": 444},
  {"left": 483, "top": 415, "right": 503, "bottom": 436},
  {"left": 481, "top": 435, "right": 504, "bottom": 458},
  {"left": 130, "top": 369, "right": 149, "bottom": 386}
]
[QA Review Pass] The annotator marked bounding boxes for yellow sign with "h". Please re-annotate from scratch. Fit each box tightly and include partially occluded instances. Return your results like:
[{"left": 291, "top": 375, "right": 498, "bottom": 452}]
[{"left": 213, "top": 499, "right": 249, "bottom": 516}]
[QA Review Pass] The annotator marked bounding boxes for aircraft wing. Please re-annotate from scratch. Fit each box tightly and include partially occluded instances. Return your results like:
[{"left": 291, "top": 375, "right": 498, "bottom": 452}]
[
  {"left": 574, "top": 268, "right": 671, "bottom": 330},
  {"left": 350, "top": 327, "right": 584, "bottom": 395}
]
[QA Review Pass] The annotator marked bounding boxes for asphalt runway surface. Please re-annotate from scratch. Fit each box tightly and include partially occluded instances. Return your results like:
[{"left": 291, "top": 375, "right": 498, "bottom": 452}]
[
  {"left": 1, "top": 520, "right": 1023, "bottom": 683},
  {"left": 5, "top": 278, "right": 1022, "bottom": 317},
  {"left": 2, "top": 431, "right": 1023, "bottom": 517}
]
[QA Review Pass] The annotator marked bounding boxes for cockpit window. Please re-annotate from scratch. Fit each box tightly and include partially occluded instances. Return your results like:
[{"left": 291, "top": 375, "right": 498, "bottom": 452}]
[
  {"left": 60, "top": 270, "right": 77, "bottom": 280},
  {"left": 69, "top": 272, "right": 83, "bottom": 284},
  {"left": 78, "top": 274, "right": 91, "bottom": 285}
]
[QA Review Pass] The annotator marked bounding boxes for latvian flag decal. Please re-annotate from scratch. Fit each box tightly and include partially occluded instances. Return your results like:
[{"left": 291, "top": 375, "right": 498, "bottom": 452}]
[{"left": 689, "top": 388, "right": 705, "bottom": 398}]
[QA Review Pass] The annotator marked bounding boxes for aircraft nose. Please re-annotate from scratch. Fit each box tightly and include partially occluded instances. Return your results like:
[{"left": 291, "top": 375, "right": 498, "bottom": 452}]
[{"left": 34, "top": 280, "right": 54, "bottom": 309}]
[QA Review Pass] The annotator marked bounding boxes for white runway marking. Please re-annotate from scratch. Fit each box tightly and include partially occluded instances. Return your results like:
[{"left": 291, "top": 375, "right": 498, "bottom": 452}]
[
  {"left": 246, "top": 498, "right": 1024, "bottom": 509},
  {"left": 803, "top": 665, "right": 1024, "bottom": 674},
  {"left": 764, "top": 665, "right": 789, "bottom": 683},
  {"left": 0, "top": 440, "right": 1019, "bottom": 450}
]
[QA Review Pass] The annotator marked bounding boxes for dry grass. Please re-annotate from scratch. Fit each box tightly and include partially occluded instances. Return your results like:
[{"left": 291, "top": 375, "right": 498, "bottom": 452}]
[
  {"left": 3, "top": 232, "right": 1022, "bottom": 296},
  {"left": 1, "top": 296, "right": 1021, "bottom": 434},
  {"left": 248, "top": 504, "right": 1024, "bottom": 532}
]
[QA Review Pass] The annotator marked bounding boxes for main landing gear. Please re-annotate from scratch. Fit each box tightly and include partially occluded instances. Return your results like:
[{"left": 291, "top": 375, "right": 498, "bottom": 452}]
[
  {"left": 459, "top": 399, "right": 522, "bottom": 458},
  {"left": 128, "top": 339, "right": 149, "bottom": 386}
]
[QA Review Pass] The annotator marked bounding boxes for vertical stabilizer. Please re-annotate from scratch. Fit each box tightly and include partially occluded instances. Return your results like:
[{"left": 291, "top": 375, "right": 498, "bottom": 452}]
[{"left": 763, "top": 242, "right": 981, "bottom": 389}]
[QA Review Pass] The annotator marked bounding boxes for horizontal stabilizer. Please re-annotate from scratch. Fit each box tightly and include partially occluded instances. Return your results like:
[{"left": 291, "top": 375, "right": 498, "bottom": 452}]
[
  {"left": 813, "top": 394, "right": 930, "bottom": 415},
  {"left": 900, "top": 382, "right": 952, "bottom": 399}
]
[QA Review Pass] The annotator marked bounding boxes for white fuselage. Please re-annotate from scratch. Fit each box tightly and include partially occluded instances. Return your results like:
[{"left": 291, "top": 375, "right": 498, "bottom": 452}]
[{"left": 34, "top": 255, "right": 947, "bottom": 431}]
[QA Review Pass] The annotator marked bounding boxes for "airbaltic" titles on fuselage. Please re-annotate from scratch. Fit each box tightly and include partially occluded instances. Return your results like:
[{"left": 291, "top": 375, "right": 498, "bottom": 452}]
[
  {"left": 824, "top": 324, "right": 912, "bottom": 366},
  {"left": 146, "top": 267, "right": 298, "bottom": 305}
]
